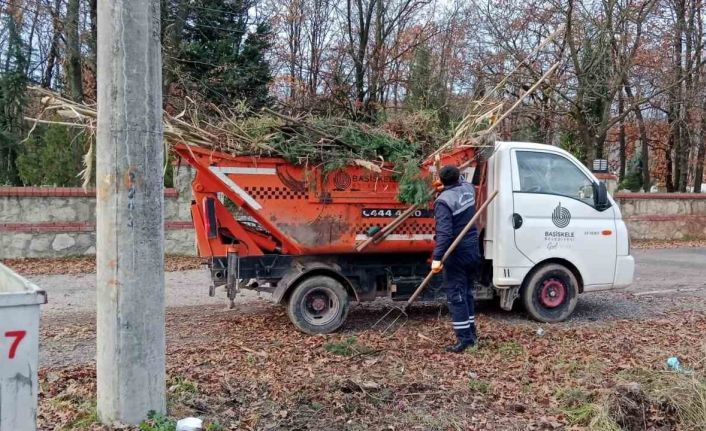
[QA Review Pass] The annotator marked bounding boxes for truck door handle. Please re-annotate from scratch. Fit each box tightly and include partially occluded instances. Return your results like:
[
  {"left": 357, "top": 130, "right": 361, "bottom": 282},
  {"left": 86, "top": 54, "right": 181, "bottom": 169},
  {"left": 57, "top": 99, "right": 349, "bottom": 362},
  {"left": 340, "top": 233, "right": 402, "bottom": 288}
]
[{"left": 512, "top": 213, "right": 523, "bottom": 229}]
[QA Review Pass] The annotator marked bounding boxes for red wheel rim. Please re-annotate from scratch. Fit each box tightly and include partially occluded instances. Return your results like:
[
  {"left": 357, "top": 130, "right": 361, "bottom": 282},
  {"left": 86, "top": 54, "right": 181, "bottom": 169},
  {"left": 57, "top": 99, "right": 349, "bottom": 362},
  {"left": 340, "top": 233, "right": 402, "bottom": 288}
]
[{"left": 539, "top": 278, "right": 566, "bottom": 308}]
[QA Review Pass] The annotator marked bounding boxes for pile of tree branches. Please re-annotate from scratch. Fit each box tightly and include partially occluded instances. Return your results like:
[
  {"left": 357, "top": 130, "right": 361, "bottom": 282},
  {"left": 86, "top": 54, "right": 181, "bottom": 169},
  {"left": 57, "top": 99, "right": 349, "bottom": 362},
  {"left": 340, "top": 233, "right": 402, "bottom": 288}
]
[{"left": 26, "top": 87, "right": 434, "bottom": 204}]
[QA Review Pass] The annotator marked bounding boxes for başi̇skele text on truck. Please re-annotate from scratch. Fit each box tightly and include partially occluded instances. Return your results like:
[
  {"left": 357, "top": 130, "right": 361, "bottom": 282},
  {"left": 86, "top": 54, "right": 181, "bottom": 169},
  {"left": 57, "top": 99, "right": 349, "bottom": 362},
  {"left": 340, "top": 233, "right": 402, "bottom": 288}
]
[{"left": 175, "top": 141, "right": 634, "bottom": 334}]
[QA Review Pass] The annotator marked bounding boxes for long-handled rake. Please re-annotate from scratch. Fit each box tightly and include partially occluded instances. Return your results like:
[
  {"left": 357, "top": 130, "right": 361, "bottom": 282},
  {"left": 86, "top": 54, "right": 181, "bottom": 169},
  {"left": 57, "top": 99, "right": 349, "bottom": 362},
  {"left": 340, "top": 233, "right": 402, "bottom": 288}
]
[{"left": 372, "top": 191, "right": 499, "bottom": 335}]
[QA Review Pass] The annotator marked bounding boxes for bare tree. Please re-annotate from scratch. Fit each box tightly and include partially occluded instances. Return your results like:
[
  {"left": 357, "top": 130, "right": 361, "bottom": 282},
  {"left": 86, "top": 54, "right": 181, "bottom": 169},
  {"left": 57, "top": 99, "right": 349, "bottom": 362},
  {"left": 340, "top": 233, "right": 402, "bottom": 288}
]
[
  {"left": 65, "top": 0, "right": 83, "bottom": 101},
  {"left": 42, "top": 0, "right": 63, "bottom": 88}
]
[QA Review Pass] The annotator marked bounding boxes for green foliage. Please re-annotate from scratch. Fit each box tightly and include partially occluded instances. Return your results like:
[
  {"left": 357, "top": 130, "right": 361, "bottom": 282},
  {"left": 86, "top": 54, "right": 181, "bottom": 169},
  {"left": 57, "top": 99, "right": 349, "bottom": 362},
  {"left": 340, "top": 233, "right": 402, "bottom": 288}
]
[
  {"left": 0, "top": 12, "right": 28, "bottom": 185},
  {"left": 619, "top": 152, "right": 644, "bottom": 191},
  {"left": 559, "top": 132, "right": 586, "bottom": 163},
  {"left": 169, "top": 376, "right": 198, "bottom": 396},
  {"left": 139, "top": 411, "right": 176, "bottom": 431},
  {"left": 383, "top": 110, "right": 449, "bottom": 156},
  {"left": 324, "top": 336, "right": 358, "bottom": 356},
  {"left": 177, "top": 0, "right": 273, "bottom": 109},
  {"left": 468, "top": 379, "right": 491, "bottom": 394},
  {"left": 511, "top": 124, "right": 541, "bottom": 143},
  {"left": 407, "top": 45, "right": 445, "bottom": 110},
  {"left": 406, "top": 44, "right": 448, "bottom": 127},
  {"left": 396, "top": 159, "right": 432, "bottom": 205},
  {"left": 620, "top": 368, "right": 706, "bottom": 429},
  {"left": 496, "top": 340, "right": 524, "bottom": 358},
  {"left": 232, "top": 114, "right": 429, "bottom": 204},
  {"left": 554, "top": 387, "right": 614, "bottom": 428},
  {"left": 16, "top": 124, "right": 86, "bottom": 186}
]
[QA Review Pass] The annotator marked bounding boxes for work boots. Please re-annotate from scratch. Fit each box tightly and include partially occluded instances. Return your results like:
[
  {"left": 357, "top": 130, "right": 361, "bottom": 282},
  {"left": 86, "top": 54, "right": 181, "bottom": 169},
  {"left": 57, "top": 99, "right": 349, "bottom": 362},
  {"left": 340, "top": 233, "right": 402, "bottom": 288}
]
[{"left": 445, "top": 339, "right": 475, "bottom": 353}]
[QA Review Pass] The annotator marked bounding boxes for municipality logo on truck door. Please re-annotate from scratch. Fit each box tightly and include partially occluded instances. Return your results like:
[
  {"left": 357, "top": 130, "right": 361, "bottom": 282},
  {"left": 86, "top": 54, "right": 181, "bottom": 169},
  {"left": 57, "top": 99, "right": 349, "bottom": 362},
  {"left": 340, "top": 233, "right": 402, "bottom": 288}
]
[{"left": 552, "top": 203, "right": 571, "bottom": 228}]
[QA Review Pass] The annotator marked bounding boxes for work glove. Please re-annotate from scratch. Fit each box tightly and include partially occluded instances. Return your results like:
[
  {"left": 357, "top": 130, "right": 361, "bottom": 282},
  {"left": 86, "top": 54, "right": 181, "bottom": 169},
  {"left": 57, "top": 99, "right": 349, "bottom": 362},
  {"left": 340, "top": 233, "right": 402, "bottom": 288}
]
[
  {"left": 431, "top": 260, "right": 443, "bottom": 274},
  {"left": 433, "top": 179, "right": 444, "bottom": 192}
]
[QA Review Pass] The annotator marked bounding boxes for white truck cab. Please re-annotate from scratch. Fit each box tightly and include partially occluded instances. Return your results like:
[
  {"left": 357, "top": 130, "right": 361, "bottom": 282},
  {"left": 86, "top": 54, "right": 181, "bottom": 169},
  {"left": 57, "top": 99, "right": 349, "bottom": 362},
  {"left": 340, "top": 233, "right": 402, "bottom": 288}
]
[{"left": 484, "top": 142, "right": 634, "bottom": 322}]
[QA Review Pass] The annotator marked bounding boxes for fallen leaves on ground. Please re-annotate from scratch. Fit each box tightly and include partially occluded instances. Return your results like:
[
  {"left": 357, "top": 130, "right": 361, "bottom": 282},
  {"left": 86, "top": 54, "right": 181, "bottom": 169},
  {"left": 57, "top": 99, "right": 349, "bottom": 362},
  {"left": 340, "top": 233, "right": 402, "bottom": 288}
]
[
  {"left": 1, "top": 255, "right": 205, "bottom": 276},
  {"left": 36, "top": 304, "right": 706, "bottom": 430}
]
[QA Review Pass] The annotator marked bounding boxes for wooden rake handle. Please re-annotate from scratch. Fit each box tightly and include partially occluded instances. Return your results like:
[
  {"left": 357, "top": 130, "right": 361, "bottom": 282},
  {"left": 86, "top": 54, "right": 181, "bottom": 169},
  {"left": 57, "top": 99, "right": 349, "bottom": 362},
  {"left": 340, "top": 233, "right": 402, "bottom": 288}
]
[
  {"left": 356, "top": 204, "right": 420, "bottom": 252},
  {"left": 403, "top": 190, "right": 499, "bottom": 310}
]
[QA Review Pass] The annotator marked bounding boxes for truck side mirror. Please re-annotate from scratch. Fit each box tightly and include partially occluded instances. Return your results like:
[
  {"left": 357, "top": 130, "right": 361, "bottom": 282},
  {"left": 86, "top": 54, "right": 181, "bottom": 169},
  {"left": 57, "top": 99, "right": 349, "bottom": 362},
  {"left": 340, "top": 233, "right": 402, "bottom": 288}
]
[{"left": 593, "top": 181, "right": 609, "bottom": 210}]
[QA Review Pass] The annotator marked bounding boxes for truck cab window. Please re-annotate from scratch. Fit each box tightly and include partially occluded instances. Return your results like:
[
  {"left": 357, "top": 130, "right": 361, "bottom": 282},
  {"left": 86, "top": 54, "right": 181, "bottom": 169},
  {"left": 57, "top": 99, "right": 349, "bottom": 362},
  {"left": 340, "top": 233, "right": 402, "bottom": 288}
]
[{"left": 516, "top": 151, "right": 594, "bottom": 206}]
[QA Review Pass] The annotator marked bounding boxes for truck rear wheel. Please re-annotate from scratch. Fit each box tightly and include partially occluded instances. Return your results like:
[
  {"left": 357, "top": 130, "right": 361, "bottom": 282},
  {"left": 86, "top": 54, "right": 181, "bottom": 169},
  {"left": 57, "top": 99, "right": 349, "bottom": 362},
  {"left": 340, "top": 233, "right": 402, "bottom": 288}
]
[
  {"left": 287, "top": 276, "right": 350, "bottom": 334},
  {"left": 522, "top": 263, "right": 579, "bottom": 323}
]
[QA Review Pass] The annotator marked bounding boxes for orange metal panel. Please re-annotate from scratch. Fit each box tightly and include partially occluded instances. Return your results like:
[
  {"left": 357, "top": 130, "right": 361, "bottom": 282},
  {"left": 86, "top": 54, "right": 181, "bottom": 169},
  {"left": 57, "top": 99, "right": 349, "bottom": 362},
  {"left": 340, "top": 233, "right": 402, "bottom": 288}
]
[{"left": 174, "top": 144, "right": 484, "bottom": 258}]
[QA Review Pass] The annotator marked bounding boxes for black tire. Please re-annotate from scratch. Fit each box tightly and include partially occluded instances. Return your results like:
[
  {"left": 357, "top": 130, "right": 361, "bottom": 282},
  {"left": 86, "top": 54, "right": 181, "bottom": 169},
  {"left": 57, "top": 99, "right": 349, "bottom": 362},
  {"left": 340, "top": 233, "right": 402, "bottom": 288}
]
[
  {"left": 287, "top": 275, "right": 350, "bottom": 335},
  {"left": 521, "top": 263, "right": 579, "bottom": 323}
]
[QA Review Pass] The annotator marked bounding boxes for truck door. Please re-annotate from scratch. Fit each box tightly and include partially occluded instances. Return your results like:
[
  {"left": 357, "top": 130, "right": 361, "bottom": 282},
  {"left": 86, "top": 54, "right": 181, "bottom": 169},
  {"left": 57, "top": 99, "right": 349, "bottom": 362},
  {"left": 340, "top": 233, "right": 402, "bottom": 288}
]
[{"left": 511, "top": 149, "right": 617, "bottom": 287}]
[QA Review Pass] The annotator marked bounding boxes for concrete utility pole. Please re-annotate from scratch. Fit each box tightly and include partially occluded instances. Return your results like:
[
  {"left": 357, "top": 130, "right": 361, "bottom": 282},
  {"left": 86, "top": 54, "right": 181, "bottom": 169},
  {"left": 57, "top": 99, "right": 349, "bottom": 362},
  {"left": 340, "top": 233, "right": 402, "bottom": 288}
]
[{"left": 96, "top": 0, "right": 165, "bottom": 425}]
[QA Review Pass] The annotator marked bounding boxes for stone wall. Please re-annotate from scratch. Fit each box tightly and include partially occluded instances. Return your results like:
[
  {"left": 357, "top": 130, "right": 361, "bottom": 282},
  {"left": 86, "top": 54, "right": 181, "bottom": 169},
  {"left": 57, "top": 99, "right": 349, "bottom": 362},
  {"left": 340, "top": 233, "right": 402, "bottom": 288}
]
[
  {"left": 0, "top": 165, "right": 197, "bottom": 258},
  {"left": 615, "top": 193, "right": 706, "bottom": 240},
  {"left": 2, "top": 166, "right": 705, "bottom": 258}
]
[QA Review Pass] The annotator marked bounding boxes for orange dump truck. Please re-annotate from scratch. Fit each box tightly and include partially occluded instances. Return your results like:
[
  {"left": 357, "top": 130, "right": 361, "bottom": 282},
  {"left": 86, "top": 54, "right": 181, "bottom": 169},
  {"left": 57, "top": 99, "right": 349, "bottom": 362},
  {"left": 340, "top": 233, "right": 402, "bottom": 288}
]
[{"left": 174, "top": 144, "right": 488, "bottom": 333}]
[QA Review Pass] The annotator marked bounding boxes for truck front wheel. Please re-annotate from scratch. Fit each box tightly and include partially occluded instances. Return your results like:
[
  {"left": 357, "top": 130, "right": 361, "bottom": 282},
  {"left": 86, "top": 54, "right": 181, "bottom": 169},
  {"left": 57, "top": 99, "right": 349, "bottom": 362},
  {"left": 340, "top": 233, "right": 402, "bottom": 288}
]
[
  {"left": 287, "top": 276, "right": 350, "bottom": 334},
  {"left": 522, "top": 263, "right": 579, "bottom": 323}
]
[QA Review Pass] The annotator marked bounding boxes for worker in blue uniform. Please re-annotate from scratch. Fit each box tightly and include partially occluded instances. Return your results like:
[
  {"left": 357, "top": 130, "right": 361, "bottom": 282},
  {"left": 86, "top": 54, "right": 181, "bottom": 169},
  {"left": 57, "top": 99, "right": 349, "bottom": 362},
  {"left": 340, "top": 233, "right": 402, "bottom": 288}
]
[{"left": 431, "top": 165, "right": 481, "bottom": 353}]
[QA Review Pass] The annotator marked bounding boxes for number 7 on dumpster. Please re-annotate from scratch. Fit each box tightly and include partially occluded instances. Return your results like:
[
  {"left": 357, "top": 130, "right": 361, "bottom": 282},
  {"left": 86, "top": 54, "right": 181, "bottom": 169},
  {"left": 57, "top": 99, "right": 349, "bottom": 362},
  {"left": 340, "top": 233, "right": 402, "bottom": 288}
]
[{"left": 4, "top": 330, "right": 26, "bottom": 359}]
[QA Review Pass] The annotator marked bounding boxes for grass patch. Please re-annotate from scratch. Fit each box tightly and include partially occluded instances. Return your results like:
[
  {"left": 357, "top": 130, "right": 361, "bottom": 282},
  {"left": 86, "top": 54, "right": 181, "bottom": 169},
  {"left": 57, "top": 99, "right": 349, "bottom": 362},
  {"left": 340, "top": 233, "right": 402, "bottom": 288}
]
[
  {"left": 324, "top": 336, "right": 358, "bottom": 356},
  {"left": 168, "top": 376, "right": 198, "bottom": 396},
  {"left": 139, "top": 411, "right": 176, "bottom": 431},
  {"left": 324, "top": 336, "right": 375, "bottom": 357},
  {"left": 571, "top": 368, "right": 706, "bottom": 430},
  {"left": 564, "top": 403, "right": 599, "bottom": 426},
  {"left": 556, "top": 387, "right": 597, "bottom": 426},
  {"left": 468, "top": 379, "right": 491, "bottom": 394},
  {"left": 48, "top": 393, "right": 98, "bottom": 430},
  {"left": 497, "top": 340, "right": 524, "bottom": 357},
  {"left": 622, "top": 368, "right": 706, "bottom": 429},
  {"left": 67, "top": 400, "right": 98, "bottom": 429},
  {"left": 464, "top": 339, "right": 494, "bottom": 357}
]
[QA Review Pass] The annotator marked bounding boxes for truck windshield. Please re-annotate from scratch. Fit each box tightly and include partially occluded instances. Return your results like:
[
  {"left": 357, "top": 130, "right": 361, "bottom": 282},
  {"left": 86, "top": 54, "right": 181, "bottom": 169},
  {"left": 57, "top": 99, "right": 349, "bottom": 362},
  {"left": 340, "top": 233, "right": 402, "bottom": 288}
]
[{"left": 516, "top": 151, "right": 595, "bottom": 206}]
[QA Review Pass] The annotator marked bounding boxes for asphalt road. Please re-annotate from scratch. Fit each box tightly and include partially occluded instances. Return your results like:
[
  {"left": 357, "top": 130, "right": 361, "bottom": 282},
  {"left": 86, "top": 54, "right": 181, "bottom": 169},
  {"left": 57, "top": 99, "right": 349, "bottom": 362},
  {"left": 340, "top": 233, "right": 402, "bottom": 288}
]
[
  {"left": 31, "top": 247, "right": 706, "bottom": 317},
  {"left": 31, "top": 247, "right": 706, "bottom": 366},
  {"left": 631, "top": 247, "right": 706, "bottom": 294}
]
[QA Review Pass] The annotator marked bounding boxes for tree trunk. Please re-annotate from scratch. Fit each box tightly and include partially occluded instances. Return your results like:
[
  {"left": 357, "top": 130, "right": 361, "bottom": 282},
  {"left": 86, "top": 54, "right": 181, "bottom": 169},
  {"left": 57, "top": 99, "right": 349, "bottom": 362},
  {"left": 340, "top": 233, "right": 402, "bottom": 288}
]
[
  {"left": 65, "top": 0, "right": 83, "bottom": 102},
  {"left": 42, "top": 0, "right": 63, "bottom": 88},
  {"left": 162, "top": 0, "right": 189, "bottom": 101},
  {"left": 678, "top": 125, "right": 689, "bottom": 192},
  {"left": 24, "top": 2, "right": 40, "bottom": 76},
  {"left": 695, "top": 116, "right": 705, "bottom": 192},
  {"left": 366, "top": 0, "right": 383, "bottom": 116},
  {"left": 577, "top": 114, "right": 595, "bottom": 167},
  {"left": 346, "top": 0, "right": 374, "bottom": 118},
  {"left": 692, "top": 0, "right": 705, "bottom": 193},
  {"left": 1, "top": 0, "right": 27, "bottom": 185},
  {"left": 287, "top": 0, "right": 303, "bottom": 103},
  {"left": 87, "top": 0, "right": 98, "bottom": 96},
  {"left": 670, "top": 0, "right": 685, "bottom": 192},
  {"left": 624, "top": 83, "right": 651, "bottom": 191},
  {"left": 666, "top": 131, "right": 676, "bottom": 192},
  {"left": 618, "top": 91, "right": 626, "bottom": 181}
]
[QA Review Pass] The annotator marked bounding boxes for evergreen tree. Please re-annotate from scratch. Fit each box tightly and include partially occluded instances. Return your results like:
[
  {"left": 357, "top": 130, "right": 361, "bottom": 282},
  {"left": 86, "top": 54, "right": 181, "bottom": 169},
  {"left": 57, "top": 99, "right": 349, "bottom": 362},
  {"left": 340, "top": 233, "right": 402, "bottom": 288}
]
[
  {"left": 406, "top": 45, "right": 444, "bottom": 111},
  {"left": 0, "top": 9, "right": 28, "bottom": 185},
  {"left": 619, "top": 151, "right": 645, "bottom": 192},
  {"left": 177, "top": 0, "right": 273, "bottom": 109},
  {"left": 575, "top": 31, "right": 612, "bottom": 161},
  {"left": 235, "top": 22, "right": 274, "bottom": 109},
  {"left": 16, "top": 124, "right": 85, "bottom": 186}
]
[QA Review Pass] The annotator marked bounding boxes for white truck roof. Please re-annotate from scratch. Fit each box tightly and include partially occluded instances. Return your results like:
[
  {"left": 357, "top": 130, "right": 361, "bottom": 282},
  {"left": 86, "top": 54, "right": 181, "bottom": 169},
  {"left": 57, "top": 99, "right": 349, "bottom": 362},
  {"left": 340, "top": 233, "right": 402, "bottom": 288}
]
[{"left": 494, "top": 141, "right": 578, "bottom": 161}]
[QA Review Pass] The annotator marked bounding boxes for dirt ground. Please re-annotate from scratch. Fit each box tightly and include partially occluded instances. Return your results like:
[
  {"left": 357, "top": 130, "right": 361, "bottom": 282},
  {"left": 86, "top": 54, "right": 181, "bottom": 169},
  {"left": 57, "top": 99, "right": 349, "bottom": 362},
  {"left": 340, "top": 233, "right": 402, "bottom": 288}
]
[{"left": 7, "top": 247, "right": 706, "bottom": 430}]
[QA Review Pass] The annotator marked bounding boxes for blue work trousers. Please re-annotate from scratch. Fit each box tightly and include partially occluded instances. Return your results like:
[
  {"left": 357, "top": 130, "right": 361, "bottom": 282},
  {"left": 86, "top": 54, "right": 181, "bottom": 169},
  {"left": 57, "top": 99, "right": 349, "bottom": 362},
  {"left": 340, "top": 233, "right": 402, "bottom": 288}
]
[{"left": 442, "top": 247, "right": 478, "bottom": 343}]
